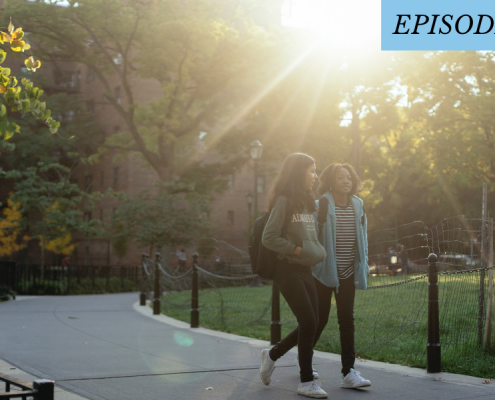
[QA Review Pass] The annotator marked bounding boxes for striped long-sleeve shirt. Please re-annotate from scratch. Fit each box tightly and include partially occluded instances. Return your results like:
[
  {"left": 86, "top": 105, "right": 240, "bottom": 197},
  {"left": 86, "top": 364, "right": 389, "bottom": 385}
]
[{"left": 335, "top": 204, "right": 357, "bottom": 279}]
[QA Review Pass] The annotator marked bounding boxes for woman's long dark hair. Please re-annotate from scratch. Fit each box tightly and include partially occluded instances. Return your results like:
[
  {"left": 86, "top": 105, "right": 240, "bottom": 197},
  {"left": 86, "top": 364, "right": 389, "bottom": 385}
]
[
  {"left": 317, "top": 163, "right": 362, "bottom": 197},
  {"left": 266, "top": 153, "right": 317, "bottom": 214}
]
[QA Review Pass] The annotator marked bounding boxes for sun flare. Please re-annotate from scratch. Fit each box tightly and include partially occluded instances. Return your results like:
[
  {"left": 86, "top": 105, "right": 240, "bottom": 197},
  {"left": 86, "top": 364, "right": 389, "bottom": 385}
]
[{"left": 281, "top": 0, "right": 381, "bottom": 52}]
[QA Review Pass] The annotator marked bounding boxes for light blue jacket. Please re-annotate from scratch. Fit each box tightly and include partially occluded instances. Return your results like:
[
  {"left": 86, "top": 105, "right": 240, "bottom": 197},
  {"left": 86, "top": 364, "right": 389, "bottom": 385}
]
[{"left": 312, "top": 192, "right": 369, "bottom": 291}]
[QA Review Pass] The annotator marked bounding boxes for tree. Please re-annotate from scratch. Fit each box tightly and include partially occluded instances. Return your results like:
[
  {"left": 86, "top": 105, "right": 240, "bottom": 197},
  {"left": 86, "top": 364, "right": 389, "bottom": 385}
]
[
  {"left": 0, "top": 17, "right": 59, "bottom": 145},
  {"left": 2, "top": 163, "right": 102, "bottom": 273},
  {"left": 0, "top": 199, "right": 29, "bottom": 257},
  {"left": 110, "top": 181, "right": 210, "bottom": 256},
  {"left": 6, "top": 0, "right": 279, "bottom": 186}
]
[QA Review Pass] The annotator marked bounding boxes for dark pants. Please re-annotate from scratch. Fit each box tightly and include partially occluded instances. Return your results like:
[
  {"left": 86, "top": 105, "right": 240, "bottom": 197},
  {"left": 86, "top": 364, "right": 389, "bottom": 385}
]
[
  {"left": 269, "top": 259, "right": 319, "bottom": 383},
  {"left": 313, "top": 275, "right": 356, "bottom": 376}
]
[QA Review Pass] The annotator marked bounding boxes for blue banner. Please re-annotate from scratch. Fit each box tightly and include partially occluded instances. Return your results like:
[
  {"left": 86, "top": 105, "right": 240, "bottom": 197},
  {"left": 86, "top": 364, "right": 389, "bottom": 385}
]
[{"left": 382, "top": 0, "right": 495, "bottom": 50}]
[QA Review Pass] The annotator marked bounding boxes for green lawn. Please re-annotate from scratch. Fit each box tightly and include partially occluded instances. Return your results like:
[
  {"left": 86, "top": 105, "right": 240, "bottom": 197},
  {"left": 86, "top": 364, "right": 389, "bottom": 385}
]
[{"left": 161, "top": 273, "right": 495, "bottom": 379}]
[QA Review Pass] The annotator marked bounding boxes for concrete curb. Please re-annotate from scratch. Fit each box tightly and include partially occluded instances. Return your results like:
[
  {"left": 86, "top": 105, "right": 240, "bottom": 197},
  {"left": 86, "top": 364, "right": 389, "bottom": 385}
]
[{"left": 133, "top": 300, "right": 494, "bottom": 388}]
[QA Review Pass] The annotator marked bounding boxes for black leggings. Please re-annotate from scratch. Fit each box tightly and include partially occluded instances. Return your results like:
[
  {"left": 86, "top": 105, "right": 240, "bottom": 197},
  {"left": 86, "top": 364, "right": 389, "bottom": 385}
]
[
  {"left": 269, "top": 258, "right": 319, "bottom": 383},
  {"left": 313, "top": 275, "right": 356, "bottom": 375}
]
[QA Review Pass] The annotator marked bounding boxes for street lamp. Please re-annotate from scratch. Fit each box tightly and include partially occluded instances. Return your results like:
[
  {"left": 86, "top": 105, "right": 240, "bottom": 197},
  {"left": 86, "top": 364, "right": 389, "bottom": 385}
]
[
  {"left": 250, "top": 140, "right": 263, "bottom": 287},
  {"left": 245, "top": 191, "right": 253, "bottom": 247},
  {"left": 250, "top": 140, "right": 263, "bottom": 220}
]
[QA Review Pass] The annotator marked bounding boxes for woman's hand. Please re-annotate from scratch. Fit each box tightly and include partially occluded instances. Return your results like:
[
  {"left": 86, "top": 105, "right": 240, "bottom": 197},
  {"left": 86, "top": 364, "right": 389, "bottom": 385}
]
[{"left": 293, "top": 247, "right": 302, "bottom": 255}]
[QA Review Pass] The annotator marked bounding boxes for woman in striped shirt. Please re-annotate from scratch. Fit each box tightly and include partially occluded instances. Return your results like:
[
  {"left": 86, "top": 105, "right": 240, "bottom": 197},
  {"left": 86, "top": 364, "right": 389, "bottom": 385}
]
[{"left": 311, "top": 163, "right": 372, "bottom": 389}]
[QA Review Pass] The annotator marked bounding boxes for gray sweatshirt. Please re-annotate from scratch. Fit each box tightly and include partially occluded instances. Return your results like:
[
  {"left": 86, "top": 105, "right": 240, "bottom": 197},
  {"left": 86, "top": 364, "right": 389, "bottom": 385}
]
[{"left": 262, "top": 196, "right": 326, "bottom": 267}]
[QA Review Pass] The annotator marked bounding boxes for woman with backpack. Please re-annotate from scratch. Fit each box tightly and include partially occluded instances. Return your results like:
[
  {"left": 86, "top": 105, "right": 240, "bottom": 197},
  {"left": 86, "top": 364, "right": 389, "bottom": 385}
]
[
  {"left": 259, "top": 153, "right": 328, "bottom": 399},
  {"left": 312, "top": 163, "right": 371, "bottom": 388}
]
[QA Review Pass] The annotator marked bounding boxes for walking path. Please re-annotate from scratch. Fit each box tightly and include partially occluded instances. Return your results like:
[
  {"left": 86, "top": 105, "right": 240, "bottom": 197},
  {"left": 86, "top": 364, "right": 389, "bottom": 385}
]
[{"left": 1, "top": 293, "right": 494, "bottom": 400}]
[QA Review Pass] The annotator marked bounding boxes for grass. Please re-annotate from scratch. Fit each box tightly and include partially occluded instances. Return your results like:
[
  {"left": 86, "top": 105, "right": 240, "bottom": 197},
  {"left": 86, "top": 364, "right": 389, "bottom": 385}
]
[{"left": 160, "top": 273, "right": 495, "bottom": 379}]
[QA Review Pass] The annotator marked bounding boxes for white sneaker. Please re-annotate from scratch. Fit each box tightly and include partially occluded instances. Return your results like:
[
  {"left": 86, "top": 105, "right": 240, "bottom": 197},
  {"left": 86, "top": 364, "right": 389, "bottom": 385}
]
[
  {"left": 297, "top": 381, "right": 328, "bottom": 398},
  {"left": 295, "top": 354, "right": 319, "bottom": 379},
  {"left": 341, "top": 368, "right": 371, "bottom": 388},
  {"left": 260, "top": 349, "right": 275, "bottom": 386}
]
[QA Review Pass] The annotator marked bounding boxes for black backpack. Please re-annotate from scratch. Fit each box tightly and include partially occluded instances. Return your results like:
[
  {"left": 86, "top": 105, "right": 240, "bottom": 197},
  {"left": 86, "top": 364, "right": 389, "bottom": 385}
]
[{"left": 248, "top": 212, "right": 288, "bottom": 279}]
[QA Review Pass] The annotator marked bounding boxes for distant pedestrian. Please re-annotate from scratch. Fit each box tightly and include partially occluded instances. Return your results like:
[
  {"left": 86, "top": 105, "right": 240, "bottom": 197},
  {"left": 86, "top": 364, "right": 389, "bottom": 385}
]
[
  {"left": 176, "top": 249, "right": 187, "bottom": 270},
  {"left": 62, "top": 256, "right": 70, "bottom": 267},
  {"left": 259, "top": 153, "right": 328, "bottom": 398},
  {"left": 387, "top": 247, "right": 398, "bottom": 276},
  {"left": 400, "top": 245, "right": 409, "bottom": 276},
  {"left": 312, "top": 163, "right": 371, "bottom": 389}
]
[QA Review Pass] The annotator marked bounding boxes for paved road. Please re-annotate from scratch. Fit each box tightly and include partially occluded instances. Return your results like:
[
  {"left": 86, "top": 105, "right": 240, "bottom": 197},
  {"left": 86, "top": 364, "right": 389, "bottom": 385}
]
[{"left": 1, "top": 293, "right": 494, "bottom": 400}]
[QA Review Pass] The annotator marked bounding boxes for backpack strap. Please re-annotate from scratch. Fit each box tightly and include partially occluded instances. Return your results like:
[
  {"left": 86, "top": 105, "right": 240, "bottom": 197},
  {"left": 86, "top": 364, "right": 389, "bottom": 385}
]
[{"left": 317, "top": 196, "right": 329, "bottom": 242}]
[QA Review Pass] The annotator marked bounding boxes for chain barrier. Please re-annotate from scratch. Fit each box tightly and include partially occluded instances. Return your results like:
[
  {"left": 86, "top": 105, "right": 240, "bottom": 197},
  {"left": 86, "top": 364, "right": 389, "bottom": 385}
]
[
  {"left": 367, "top": 274, "right": 428, "bottom": 289},
  {"left": 158, "top": 264, "right": 193, "bottom": 279},
  {"left": 439, "top": 266, "right": 494, "bottom": 276},
  {"left": 196, "top": 265, "right": 260, "bottom": 281}
]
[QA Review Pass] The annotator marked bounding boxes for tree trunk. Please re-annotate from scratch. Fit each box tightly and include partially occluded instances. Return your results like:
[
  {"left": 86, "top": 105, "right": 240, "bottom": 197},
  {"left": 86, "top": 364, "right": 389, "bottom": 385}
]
[{"left": 350, "top": 106, "right": 362, "bottom": 176}]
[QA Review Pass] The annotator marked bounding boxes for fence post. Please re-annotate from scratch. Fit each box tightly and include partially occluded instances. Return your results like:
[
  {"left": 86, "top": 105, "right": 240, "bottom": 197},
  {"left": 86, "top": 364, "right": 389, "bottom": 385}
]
[
  {"left": 139, "top": 253, "right": 147, "bottom": 306},
  {"left": 33, "top": 379, "right": 54, "bottom": 400},
  {"left": 67, "top": 265, "right": 71, "bottom": 295},
  {"left": 271, "top": 283, "right": 281, "bottom": 345},
  {"left": 427, "top": 253, "right": 441, "bottom": 373},
  {"left": 483, "top": 218, "right": 494, "bottom": 349},
  {"left": 153, "top": 253, "right": 161, "bottom": 315},
  {"left": 191, "top": 253, "right": 199, "bottom": 328}
]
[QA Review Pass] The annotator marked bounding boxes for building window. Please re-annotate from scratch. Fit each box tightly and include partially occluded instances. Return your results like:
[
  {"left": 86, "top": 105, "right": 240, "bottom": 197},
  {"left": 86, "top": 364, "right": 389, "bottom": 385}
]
[
  {"left": 100, "top": 209, "right": 104, "bottom": 221},
  {"left": 115, "top": 86, "right": 121, "bottom": 104},
  {"left": 227, "top": 210, "right": 234, "bottom": 225},
  {"left": 113, "top": 167, "right": 119, "bottom": 187},
  {"left": 84, "top": 211, "right": 92, "bottom": 222},
  {"left": 84, "top": 174, "right": 93, "bottom": 192},
  {"left": 86, "top": 99, "right": 95, "bottom": 115},
  {"left": 86, "top": 67, "right": 95, "bottom": 82},
  {"left": 228, "top": 174, "right": 235, "bottom": 192},
  {"left": 257, "top": 176, "right": 265, "bottom": 193},
  {"left": 100, "top": 171, "right": 104, "bottom": 187},
  {"left": 113, "top": 125, "right": 120, "bottom": 135}
]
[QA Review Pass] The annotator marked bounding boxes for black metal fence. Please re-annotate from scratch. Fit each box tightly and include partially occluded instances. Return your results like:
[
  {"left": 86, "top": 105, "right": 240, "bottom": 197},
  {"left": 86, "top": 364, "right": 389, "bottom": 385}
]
[
  {"left": 0, "top": 373, "right": 54, "bottom": 400},
  {"left": 1, "top": 264, "right": 141, "bottom": 295}
]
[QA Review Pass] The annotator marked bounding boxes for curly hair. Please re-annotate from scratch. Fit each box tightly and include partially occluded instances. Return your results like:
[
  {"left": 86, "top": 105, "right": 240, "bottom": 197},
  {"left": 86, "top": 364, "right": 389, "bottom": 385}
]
[
  {"left": 317, "top": 163, "right": 362, "bottom": 197},
  {"left": 266, "top": 153, "right": 317, "bottom": 214}
]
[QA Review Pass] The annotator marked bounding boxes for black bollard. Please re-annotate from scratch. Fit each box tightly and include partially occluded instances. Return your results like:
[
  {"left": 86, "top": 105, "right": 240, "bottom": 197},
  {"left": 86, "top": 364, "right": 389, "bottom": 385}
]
[
  {"left": 153, "top": 253, "right": 161, "bottom": 315},
  {"left": 33, "top": 379, "right": 55, "bottom": 400},
  {"left": 191, "top": 253, "right": 199, "bottom": 328},
  {"left": 427, "top": 253, "right": 441, "bottom": 373},
  {"left": 270, "top": 283, "right": 281, "bottom": 345},
  {"left": 140, "top": 253, "right": 147, "bottom": 305}
]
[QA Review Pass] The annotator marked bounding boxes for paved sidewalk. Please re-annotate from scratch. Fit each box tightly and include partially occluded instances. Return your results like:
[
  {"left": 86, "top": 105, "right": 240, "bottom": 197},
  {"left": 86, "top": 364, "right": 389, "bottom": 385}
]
[{"left": 0, "top": 293, "right": 494, "bottom": 400}]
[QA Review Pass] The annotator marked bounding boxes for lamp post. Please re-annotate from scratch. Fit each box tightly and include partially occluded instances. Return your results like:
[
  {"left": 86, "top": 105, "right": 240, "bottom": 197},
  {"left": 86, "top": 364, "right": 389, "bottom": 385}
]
[
  {"left": 245, "top": 191, "right": 253, "bottom": 246},
  {"left": 250, "top": 140, "right": 263, "bottom": 287},
  {"left": 250, "top": 140, "right": 263, "bottom": 220}
]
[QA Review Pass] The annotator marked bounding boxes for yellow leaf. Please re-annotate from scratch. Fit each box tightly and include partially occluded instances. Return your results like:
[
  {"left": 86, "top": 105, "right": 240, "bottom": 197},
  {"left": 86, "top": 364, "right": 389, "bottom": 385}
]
[
  {"left": 0, "top": 85, "right": 7, "bottom": 94},
  {"left": 11, "top": 40, "right": 27, "bottom": 52},
  {"left": 8, "top": 19, "right": 14, "bottom": 35},
  {"left": 12, "top": 28, "right": 24, "bottom": 41},
  {"left": 25, "top": 57, "right": 41, "bottom": 71}
]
